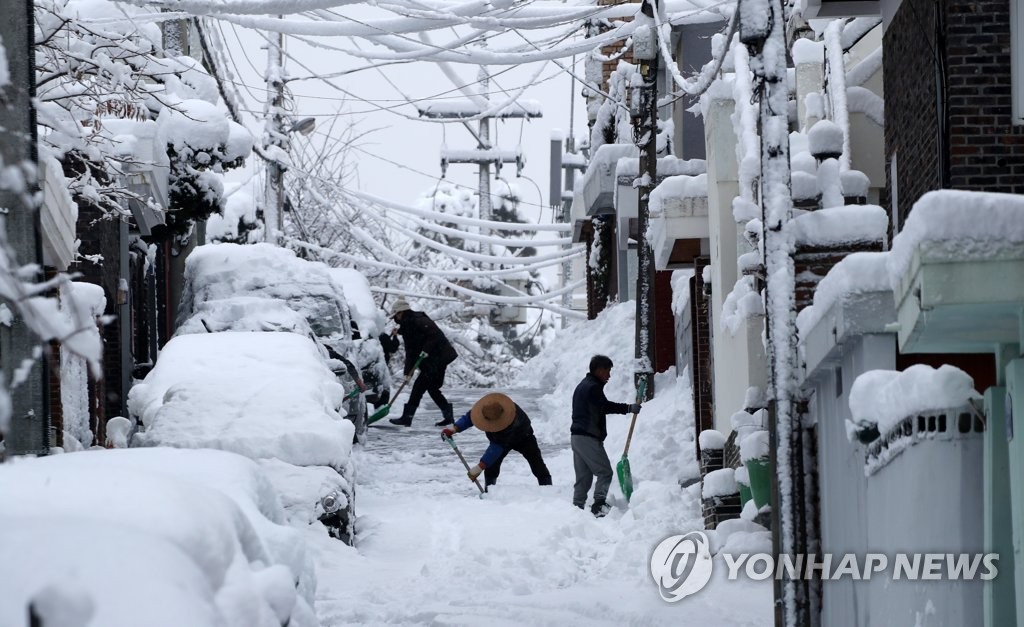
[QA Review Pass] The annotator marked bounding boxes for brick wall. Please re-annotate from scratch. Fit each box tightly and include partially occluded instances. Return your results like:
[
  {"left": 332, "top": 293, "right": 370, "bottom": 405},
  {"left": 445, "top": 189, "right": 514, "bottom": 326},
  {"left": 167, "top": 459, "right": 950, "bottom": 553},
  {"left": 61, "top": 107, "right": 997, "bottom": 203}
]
[
  {"left": 885, "top": 0, "right": 1024, "bottom": 229},
  {"left": 944, "top": 0, "right": 1024, "bottom": 193},
  {"left": 793, "top": 241, "right": 885, "bottom": 311}
]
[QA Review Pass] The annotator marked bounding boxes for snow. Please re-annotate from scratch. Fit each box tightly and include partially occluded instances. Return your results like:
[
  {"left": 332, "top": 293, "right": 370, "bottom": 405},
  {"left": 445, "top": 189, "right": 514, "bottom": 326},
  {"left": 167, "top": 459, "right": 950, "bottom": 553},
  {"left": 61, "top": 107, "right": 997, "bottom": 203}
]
[
  {"left": 733, "top": 197, "right": 760, "bottom": 223},
  {"left": 740, "top": 430, "right": 770, "bottom": 463},
  {"left": 703, "top": 468, "right": 738, "bottom": 498},
  {"left": 308, "top": 306, "right": 770, "bottom": 625},
  {"left": 807, "top": 119, "right": 843, "bottom": 158},
  {"left": 699, "top": 429, "right": 727, "bottom": 450},
  {"left": 128, "top": 332, "right": 353, "bottom": 469},
  {"left": 795, "top": 252, "right": 891, "bottom": 337},
  {"left": 721, "top": 276, "right": 764, "bottom": 335},
  {"left": 846, "top": 86, "right": 884, "bottom": 126},
  {"left": 329, "top": 268, "right": 385, "bottom": 337},
  {"left": 615, "top": 156, "right": 706, "bottom": 178},
  {"left": 0, "top": 447, "right": 317, "bottom": 627},
  {"left": 792, "top": 38, "right": 824, "bottom": 65},
  {"left": 670, "top": 269, "right": 693, "bottom": 316},
  {"left": 848, "top": 364, "right": 982, "bottom": 437},
  {"left": 887, "top": 189, "right": 1024, "bottom": 284},
  {"left": 176, "top": 296, "right": 315, "bottom": 336},
  {"left": 792, "top": 205, "right": 887, "bottom": 247},
  {"left": 650, "top": 174, "right": 708, "bottom": 216}
]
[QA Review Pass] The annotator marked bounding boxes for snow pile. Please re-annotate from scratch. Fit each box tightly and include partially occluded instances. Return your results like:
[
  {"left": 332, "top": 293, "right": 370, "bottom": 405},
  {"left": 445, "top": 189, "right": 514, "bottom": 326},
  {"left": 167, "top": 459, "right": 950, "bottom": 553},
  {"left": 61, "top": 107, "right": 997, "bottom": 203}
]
[
  {"left": 207, "top": 184, "right": 260, "bottom": 243},
  {"left": 514, "top": 301, "right": 699, "bottom": 484},
  {"left": 848, "top": 364, "right": 981, "bottom": 438},
  {"left": 670, "top": 269, "right": 693, "bottom": 317},
  {"left": 702, "top": 468, "right": 738, "bottom": 498},
  {"left": 887, "top": 189, "right": 1024, "bottom": 283},
  {"left": 740, "top": 430, "right": 769, "bottom": 462},
  {"left": 128, "top": 332, "right": 352, "bottom": 469},
  {"left": 792, "top": 205, "right": 887, "bottom": 247},
  {"left": 807, "top": 119, "right": 843, "bottom": 158},
  {"left": 721, "top": 276, "right": 764, "bottom": 335},
  {"left": 330, "top": 268, "right": 385, "bottom": 337},
  {"left": 699, "top": 429, "right": 726, "bottom": 450},
  {"left": 796, "top": 251, "right": 891, "bottom": 337},
  {"left": 0, "top": 448, "right": 317, "bottom": 627}
]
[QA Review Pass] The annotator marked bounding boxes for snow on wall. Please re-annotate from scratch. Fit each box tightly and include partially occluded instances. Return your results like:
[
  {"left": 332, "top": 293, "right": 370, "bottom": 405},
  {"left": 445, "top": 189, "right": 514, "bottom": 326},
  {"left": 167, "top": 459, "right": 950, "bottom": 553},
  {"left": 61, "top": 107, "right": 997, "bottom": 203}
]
[
  {"left": 795, "top": 251, "right": 890, "bottom": 337},
  {"left": 720, "top": 275, "right": 764, "bottom": 336},
  {"left": 887, "top": 189, "right": 1024, "bottom": 284},
  {"left": 699, "top": 429, "right": 727, "bottom": 449},
  {"left": 702, "top": 467, "right": 738, "bottom": 498},
  {"left": 671, "top": 269, "right": 693, "bottom": 317},
  {"left": 792, "top": 205, "right": 887, "bottom": 247},
  {"left": 848, "top": 364, "right": 981, "bottom": 437}
]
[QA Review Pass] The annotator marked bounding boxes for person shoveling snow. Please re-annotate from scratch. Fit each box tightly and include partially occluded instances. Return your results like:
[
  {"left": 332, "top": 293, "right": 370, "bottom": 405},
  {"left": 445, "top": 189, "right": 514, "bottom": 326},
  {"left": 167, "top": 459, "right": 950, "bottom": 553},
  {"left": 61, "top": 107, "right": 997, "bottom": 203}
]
[
  {"left": 441, "top": 393, "right": 552, "bottom": 490},
  {"left": 570, "top": 355, "right": 642, "bottom": 517}
]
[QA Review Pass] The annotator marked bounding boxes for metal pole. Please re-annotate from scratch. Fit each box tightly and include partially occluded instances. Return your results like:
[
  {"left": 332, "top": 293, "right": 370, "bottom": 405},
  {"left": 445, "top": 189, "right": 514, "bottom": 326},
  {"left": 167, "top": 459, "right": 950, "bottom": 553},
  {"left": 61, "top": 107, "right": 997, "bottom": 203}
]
[
  {"left": 0, "top": 0, "right": 50, "bottom": 456},
  {"left": 633, "top": 0, "right": 659, "bottom": 400}
]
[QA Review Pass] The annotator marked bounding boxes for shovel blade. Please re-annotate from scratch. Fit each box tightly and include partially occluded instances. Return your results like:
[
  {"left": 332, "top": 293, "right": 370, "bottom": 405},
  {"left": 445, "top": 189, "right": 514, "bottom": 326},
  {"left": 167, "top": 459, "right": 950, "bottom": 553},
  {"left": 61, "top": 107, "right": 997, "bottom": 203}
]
[
  {"left": 367, "top": 403, "right": 392, "bottom": 425},
  {"left": 616, "top": 455, "right": 633, "bottom": 502}
]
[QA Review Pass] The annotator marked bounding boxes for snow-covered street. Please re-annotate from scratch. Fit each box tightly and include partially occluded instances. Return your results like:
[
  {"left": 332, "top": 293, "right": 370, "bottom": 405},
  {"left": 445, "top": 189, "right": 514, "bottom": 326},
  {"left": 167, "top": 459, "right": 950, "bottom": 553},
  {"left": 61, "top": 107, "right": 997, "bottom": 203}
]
[{"left": 308, "top": 387, "right": 772, "bottom": 626}]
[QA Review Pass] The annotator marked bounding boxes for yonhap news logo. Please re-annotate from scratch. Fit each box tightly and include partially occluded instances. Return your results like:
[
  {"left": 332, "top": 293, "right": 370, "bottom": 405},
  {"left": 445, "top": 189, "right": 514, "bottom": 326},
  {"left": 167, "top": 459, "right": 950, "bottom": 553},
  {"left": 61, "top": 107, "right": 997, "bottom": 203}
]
[{"left": 650, "top": 533, "right": 999, "bottom": 603}]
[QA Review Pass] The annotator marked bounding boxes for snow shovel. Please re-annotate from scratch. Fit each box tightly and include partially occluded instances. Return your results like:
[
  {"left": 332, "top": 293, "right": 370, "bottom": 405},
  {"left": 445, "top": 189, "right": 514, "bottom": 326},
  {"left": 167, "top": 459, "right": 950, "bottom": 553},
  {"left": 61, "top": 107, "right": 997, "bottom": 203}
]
[
  {"left": 367, "top": 351, "right": 428, "bottom": 424},
  {"left": 616, "top": 377, "right": 647, "bottom": 502},
  {"left": 443, "top": 435, "right": 485, "bottom": 497}
]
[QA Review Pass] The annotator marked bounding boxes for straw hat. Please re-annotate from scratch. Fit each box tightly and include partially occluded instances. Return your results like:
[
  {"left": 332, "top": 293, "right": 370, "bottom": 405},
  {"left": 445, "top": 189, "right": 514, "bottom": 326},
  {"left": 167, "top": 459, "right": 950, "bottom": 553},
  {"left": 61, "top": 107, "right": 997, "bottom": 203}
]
[
  {"left": 390, "top": 299, "right": 412, "bottom": 317},
  {"left": 470, "top": 393, "right": 516, "bottom": 432}
]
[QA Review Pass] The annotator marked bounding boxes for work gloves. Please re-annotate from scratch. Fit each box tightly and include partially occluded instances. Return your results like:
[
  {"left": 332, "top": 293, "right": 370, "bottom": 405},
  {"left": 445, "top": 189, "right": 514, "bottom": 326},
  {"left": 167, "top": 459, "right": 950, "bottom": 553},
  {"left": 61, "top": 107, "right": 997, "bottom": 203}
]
[
  {"left": 627, "top": 403, "right": 642, "bottom": 414},
  {"left": 441, "top": 427, "right": 458, "bottom": 440},
  {"left": 468, "top": 463, "right": 485, "bottom": 481}
]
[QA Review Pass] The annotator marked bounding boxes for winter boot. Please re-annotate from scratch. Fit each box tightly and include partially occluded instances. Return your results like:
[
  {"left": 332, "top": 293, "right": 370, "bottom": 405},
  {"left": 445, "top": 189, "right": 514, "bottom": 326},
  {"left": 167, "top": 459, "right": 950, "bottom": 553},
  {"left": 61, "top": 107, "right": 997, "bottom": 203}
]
[
  {"left": 591, "top": 500, "right": 611, "bottom": 518},
  {"left": 434, "top": 402, "right": 455, "bottom": 427},
  {"left": 389, "top": 405, "right": 414, "bottom": 427}
]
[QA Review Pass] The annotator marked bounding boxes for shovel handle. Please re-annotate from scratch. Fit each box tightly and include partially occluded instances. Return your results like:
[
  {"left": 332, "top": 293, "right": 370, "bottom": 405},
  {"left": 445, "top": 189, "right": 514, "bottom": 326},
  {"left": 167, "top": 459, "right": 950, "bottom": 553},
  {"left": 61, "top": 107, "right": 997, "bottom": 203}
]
[
  {"left": 389, "top": 351, "right": 429, "bottom": 401},
  {"left": 622, "top": 377, "right": 647, "bottom": 457},
  {"left": 444, "top": 436, "right": 485, "bottom": 494}
]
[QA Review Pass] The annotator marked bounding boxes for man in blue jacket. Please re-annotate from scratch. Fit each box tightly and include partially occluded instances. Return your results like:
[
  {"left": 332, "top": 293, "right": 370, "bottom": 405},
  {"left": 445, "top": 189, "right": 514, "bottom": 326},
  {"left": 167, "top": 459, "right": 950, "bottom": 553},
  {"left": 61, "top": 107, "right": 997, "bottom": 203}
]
[
  {"left": 571, "top": 355, "right": 641, "bottom": 517},
  {"left": 441, "top": 393, "right": 551, "bottom": 489}
]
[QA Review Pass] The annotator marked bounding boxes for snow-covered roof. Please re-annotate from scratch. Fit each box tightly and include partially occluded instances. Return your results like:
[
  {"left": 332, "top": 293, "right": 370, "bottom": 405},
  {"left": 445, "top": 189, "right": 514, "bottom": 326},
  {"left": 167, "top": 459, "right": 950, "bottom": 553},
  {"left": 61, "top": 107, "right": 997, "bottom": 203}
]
[
  {"left": 0, "top": 447, "right": 317, "bottom": 627},
  {"left": 795, "top": 251, "right": 891, "bottom": 339},
  {"left": 128, "top": 332, "right": 353, "bottom": 469}
]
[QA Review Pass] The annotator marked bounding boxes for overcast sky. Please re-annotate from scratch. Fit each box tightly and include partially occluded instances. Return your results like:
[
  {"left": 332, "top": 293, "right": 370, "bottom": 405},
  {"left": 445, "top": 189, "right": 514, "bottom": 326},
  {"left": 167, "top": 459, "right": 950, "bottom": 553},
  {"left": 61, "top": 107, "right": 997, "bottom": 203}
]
[{"left": 222, "top": 17, "right": 591, "bottom": 223}]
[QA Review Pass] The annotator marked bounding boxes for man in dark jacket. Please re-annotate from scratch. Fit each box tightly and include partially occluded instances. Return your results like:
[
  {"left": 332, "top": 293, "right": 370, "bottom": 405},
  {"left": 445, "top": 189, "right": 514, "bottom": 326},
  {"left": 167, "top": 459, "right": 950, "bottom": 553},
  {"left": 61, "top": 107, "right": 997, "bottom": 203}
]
[
  {"left": 387, "top": 299, "right": 458, "bottom": 427},
  {"left": 570, "top": 355, "right": 641, "bottom": 517},
  {"left": 442, "top": 392, "right": 551, "bottom": 489}
]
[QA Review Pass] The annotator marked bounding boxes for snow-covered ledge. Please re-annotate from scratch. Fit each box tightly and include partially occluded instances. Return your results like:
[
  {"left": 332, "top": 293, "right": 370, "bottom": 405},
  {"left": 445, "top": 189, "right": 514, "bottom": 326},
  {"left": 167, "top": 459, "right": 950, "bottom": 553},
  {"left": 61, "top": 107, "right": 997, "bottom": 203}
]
[
  {"left": 888, "top": 190, "right": 1024, "bottom": 354},
  {"left": 578, "top": 144, "right": 637, "bottom": 217},
  {"left": 797, "top": 252, "right": 895, "bottom": 379},
  {"left": 648, "top": 173, "right": 710, "bottom": 270}
]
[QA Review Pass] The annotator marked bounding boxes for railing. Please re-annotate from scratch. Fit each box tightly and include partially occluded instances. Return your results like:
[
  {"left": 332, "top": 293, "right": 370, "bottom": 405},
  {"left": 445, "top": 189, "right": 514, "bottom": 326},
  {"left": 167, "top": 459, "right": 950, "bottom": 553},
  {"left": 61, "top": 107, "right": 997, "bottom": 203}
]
[{"left": 864, "top": 406, "right": 985, "bottom": 475}]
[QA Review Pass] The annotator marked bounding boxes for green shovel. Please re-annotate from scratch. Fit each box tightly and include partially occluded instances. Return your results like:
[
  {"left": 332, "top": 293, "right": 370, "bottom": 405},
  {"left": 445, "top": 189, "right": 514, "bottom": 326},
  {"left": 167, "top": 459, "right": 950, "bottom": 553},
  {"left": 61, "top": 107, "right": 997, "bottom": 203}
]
[
  {"left": 616, "top": 377, "right": 647, "bottom": 502},
  {"left": 367, "top": 351, "right": 428, "bottom": 424}
]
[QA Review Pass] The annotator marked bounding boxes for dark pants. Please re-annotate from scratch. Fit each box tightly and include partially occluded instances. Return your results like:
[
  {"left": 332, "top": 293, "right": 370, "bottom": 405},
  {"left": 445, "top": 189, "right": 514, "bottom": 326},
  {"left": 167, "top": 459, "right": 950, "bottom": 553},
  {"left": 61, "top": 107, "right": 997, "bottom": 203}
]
[
  {"left": 403, "top": 365, "right": 450, "bottom": 417},
  {"left": 484, "top": 433, "right": 552, "bottom": 487}
]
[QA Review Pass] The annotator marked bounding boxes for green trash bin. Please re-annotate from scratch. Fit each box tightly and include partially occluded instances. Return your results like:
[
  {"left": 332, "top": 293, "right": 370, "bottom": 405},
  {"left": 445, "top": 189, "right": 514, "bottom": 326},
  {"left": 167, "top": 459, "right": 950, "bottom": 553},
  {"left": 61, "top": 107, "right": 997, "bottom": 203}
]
[
  {"left": 745, "top": 457, "right": 772, "bottom": 508},
  {"left": 735, "top": 467, "right": 752, "bottom": 506}
]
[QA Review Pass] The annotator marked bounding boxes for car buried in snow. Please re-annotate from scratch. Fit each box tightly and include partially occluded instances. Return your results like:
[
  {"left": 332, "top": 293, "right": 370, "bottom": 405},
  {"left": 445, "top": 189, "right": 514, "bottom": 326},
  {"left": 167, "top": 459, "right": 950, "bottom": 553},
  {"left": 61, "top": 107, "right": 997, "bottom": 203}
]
[
  {"left": 127, "top": 331, "right": 358, "bottom": 544},
  {"left": 175, "top": 243, "right": 392, "bottom": 441}
]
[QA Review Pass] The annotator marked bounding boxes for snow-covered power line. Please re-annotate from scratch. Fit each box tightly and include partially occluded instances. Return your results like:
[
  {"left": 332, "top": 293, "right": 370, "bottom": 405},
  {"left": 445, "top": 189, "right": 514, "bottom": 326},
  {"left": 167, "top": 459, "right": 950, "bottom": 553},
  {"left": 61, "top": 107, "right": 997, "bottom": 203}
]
[{"left": 347, "top": 188, "right": 571, "bottom": 232}]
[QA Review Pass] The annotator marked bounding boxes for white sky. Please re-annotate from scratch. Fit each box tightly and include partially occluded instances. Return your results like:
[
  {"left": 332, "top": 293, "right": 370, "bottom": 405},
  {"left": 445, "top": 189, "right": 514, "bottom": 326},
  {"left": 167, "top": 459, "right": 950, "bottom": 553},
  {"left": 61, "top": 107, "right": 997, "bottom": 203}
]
[{"left": 222, "top": 16, "right": 591, "bottom": 219}]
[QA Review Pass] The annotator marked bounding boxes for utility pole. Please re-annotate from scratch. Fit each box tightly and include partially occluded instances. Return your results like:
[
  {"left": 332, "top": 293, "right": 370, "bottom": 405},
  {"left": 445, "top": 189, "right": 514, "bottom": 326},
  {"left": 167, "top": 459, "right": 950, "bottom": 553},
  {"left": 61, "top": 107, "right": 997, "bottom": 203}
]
[
  {"left": 263, "top": 21, "right": 286, "bottom": 244},
  {"left": 0, "top": 0, "right": 50, "bottom": 456},
  {"left": 740, "top": 0, "right": 797, "bottom": 623},
  {"left": 632, "top": 0, "right": 660, "bottom": 400}
]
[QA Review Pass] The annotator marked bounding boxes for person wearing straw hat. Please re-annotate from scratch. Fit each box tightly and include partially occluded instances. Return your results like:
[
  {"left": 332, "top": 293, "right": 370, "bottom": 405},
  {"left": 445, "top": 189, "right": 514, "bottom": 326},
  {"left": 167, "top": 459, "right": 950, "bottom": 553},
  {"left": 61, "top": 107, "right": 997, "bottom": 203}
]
[
  {"left": 386, "top": 299, "right": 458, "bottom": 427},
  {"left": 570, "top": 355, "right": 642, "bottom": 517},
  {"left": 441, "top": 393, "right": 552, "bottom": 489}
]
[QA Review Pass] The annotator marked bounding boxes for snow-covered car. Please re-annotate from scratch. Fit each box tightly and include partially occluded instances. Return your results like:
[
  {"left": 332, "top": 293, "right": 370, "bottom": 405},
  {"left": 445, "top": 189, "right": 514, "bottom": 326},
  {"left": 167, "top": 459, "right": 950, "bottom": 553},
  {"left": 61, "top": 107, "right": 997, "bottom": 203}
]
[
  {"left": 0, "top": 447, "right": 319, "bottom": 627},
  {"left": 176, "top": 243, "right": 391, "bottom": 439},
  {"left": 329, "top": 267, "right": 392, "bottom": 408},
  {"left": 127, "top": 331, "right": 357, "bottom": 543}
]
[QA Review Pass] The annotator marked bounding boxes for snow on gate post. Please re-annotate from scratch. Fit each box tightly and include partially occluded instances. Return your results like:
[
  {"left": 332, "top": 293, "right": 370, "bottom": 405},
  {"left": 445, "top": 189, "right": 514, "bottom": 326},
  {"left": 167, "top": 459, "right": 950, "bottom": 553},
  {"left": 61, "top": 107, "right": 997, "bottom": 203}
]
[{"left": 740, "top": 0, "right": 799, "bottom": 623}]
